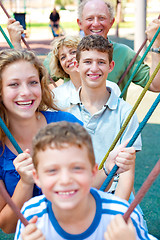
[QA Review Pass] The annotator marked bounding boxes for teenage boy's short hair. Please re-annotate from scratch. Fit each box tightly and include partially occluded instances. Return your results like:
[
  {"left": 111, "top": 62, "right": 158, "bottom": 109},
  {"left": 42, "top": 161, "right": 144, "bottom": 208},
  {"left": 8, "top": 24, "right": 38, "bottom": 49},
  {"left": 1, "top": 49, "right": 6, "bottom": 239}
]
[
  {"left": 76, "top": 35, "right": 113, "bottom": 63},
  {"left": 32, "top": 121, "right": 95, "bottom": 169}
]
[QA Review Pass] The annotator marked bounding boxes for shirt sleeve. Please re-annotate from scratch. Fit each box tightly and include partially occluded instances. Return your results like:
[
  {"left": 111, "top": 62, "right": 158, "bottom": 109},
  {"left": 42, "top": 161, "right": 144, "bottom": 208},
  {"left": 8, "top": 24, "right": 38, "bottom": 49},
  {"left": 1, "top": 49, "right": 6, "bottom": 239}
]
[
  {"left": 120, "top": 102, "right": 142, "bottom": 151},
  {"left": 108, "top": 42, "right": 150, "bottom": 100}
]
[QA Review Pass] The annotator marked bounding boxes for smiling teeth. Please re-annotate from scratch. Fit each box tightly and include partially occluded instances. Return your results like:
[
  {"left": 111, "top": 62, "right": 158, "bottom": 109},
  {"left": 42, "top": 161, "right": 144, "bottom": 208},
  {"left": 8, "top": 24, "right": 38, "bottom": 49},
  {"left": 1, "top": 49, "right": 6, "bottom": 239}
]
[
  {"left": 17, "top": 101, "right": 32, "bottom": 105},
  {"left": 68, "top": 62, "right": 74, "bottom": 67},
  {"left": 91, "top": 30, "right": 101, "bottom": 33},
  {"left": 58, "top": 190, "right": 75, "bottom": 195},
  {"left": 88, "top": 74, "right": 100, "bottom": 77}
]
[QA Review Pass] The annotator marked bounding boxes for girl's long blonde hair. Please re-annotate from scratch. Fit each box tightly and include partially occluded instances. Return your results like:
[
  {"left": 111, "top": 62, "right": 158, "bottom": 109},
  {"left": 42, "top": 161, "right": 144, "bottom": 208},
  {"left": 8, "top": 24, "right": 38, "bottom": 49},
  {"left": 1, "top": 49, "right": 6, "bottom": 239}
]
[{"left": 0, "top": 49, "right": 58, "bottom": 148}]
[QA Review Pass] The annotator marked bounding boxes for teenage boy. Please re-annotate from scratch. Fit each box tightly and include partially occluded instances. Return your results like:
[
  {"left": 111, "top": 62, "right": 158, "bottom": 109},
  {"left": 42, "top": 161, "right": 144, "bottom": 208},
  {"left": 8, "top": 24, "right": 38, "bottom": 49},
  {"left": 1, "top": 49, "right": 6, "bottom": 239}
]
[
  {"left": 68, "top": 34, "right": 141, "bottom": 200},
  {"left": 7, "top": 1, "right": 160, "bottom": 100},
  {"left": 14, "top": 122, "right": 157, "bottom": 240}
]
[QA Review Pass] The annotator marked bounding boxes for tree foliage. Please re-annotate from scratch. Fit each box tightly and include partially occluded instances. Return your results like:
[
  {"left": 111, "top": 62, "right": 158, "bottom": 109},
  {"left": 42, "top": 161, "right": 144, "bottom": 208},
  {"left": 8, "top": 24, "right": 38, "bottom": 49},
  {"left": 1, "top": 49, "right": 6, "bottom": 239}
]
[{"left": 55, "top": 0, "right": 74, "bottom": 8}]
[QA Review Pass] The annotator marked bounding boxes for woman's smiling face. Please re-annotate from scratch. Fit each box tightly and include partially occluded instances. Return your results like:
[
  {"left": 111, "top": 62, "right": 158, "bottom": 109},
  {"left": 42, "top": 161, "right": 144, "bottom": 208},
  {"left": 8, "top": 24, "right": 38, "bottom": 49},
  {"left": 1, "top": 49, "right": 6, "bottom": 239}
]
[
  {"left": 1, "top": 60, "right": 42, "bottom": 121},
  {"left": 58, "top": 46, "right": 77, "bottom": 76}
]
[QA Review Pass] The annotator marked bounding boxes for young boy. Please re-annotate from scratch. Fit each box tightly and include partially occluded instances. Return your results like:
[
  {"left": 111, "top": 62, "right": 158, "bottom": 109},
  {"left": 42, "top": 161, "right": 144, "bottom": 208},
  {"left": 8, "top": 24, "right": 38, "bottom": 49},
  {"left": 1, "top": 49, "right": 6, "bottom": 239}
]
[
  {"left": 14, "top": 122, "right": 156, "bottom": 240},
  {"left": 69, "top": 35, "right": 141, "bottom": 200}
]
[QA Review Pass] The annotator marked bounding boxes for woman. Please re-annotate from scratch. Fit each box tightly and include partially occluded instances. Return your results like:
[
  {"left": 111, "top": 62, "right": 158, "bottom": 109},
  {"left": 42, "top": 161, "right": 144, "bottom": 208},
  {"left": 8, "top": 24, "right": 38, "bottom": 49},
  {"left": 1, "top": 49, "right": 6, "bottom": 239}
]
[{"left": 0, "top": 49, "right": 82, "bottom": 233}]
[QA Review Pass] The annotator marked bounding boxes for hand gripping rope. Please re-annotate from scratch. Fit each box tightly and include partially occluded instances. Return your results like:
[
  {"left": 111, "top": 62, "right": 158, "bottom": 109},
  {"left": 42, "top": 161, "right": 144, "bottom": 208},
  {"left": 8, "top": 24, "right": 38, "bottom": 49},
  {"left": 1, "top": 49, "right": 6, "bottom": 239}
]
[
  {"left": 0, "top": 181, "right": 29, "bottom": 226},
  {"left": 0, "top": 120, "right": 28, "bottom": 226},
  {"left": 99, "top": 60, "right": 160, "bottom": 170},
  {"left": 0, "top": 1, "right": 58, "bottom": 88},
  {"left": 0, "top": 116, "right": 40, "bottom": 197},
  {"left": 0, "top": 25, "right": 14, "bottom": 48},
  {"left": 0, "top": 0, "right": 31, "bottom": 50},
  {"left": 100, "top": 91, "right": 160, "bottom": 191}
]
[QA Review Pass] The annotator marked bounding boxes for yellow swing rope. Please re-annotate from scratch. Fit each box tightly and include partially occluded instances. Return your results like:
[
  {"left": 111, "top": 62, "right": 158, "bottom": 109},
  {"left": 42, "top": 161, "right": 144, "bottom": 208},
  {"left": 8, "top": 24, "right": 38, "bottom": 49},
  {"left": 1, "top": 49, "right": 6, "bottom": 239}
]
[{"left": 99, "top": 60, "right": 160, "bottom": 170}]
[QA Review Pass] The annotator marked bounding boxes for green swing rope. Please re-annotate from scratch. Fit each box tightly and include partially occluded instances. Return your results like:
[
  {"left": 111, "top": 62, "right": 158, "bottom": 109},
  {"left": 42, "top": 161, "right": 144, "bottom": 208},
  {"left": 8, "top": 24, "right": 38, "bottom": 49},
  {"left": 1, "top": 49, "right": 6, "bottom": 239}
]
[
  {"left": 0, "top": 0, "right": 31, "bottom": 50},
  {"left": 99, "top": 26, "right": 160, "bottom": 170},
  {"left": 120, "top": 27, "right": 160, "bottom": 98},
  {"left": 99, "top": 60, "right": 160, "bottom": 170},
  {"left": 0, "top": 25, "right": 14, "bottom": 48},
  {"left": 117, "top": 15, "right": 160, "bottom": 87}
]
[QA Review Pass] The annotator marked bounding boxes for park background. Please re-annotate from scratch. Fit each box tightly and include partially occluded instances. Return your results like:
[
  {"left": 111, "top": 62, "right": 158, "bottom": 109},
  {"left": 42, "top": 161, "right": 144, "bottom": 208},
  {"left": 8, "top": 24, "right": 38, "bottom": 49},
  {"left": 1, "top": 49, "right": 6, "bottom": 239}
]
[{"left": 0, "top": 0, "right": 160, "bottom": 239}]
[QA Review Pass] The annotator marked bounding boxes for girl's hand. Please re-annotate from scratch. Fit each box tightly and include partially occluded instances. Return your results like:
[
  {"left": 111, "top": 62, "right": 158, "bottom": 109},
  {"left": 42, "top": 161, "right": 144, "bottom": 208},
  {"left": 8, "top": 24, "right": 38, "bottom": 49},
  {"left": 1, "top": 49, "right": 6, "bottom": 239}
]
[
  {"left": 13, "top": 149, "right": 34, "bottom": 185},
  {"left": 7, "top": 18, "right": 23, "bottom": 49}
]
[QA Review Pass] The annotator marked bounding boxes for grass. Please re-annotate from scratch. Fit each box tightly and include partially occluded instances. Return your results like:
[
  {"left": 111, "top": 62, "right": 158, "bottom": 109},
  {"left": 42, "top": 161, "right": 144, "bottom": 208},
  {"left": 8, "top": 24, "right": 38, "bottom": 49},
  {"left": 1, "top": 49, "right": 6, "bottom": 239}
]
[
  {"left": 2, "top": 17, "right": 156, "bottom": 31},
  {"left": 1, "top": 19, "right": 155, "bottom": 32},
  {"left": 1, "top": 20, "right": 133, "bottom": 31},
  {"left": 135, "top": 123, "right": 160, "bottom": 239}
]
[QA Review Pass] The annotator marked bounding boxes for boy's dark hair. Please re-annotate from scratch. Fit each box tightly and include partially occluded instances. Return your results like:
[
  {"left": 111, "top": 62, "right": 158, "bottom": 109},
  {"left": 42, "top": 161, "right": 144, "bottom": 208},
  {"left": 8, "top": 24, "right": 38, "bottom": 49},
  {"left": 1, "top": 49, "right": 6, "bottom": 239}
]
[
  {"left": 32, "top": 121, "right": 95, "bottom": 169},
  {"left": 76, "top": 35, "right": 113, "bottom": 63}
]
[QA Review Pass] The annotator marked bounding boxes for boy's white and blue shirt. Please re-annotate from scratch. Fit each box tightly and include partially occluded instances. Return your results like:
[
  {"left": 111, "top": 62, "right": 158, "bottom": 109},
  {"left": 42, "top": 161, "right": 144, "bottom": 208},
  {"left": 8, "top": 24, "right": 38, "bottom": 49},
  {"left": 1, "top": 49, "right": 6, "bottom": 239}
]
[{"left": 14, "top": 188, "right": 157, "bottom": 240}]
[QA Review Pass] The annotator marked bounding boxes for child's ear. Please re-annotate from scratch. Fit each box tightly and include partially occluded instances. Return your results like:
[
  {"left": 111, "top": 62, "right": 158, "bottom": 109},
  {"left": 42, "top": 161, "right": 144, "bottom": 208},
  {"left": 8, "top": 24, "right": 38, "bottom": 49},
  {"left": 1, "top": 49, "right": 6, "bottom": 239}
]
[
  {"left": 109, "top": 60, "right": 115, "bottom": 73},
  {"left": 77, "top": 18, "right": 82, "bottom": 29},
  {"left": 110, "top": 18, "right": 115, "bottom": 29},
  {"left": 74, "top": 61, "right": 79, "bottom": 71},
  {"left": 92, "top": 163, "right": 98, "bottom": 177},
  {"left": 32, "top": 168, "right": 41, "bottom": 188}
]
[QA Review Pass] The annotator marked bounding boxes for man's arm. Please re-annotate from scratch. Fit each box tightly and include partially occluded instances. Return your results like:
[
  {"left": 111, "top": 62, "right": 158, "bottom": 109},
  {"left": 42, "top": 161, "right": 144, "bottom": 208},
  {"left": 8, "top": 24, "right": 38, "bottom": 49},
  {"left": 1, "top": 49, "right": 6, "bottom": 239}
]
[{"left": 146, "top": 19, "right": 160, "bottom": 92}]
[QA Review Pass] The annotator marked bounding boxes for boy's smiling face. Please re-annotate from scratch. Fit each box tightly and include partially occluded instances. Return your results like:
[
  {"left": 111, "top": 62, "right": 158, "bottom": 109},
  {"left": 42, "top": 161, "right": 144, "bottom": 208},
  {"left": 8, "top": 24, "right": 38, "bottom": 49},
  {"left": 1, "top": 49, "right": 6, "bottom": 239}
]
[
  {"left": 33, "top": 144, "right": 97, "bottom": 213},
  {"left": 77, "top": 50, "right": 114, "bottom": 90}
]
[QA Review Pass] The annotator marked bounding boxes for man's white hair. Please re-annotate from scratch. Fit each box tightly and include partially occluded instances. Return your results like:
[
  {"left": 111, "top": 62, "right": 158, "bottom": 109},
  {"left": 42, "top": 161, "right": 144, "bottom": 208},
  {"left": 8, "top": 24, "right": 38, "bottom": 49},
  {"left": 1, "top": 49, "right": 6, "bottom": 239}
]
[{"left": 78, "top": 0, "right": 115, "bottom": 22}]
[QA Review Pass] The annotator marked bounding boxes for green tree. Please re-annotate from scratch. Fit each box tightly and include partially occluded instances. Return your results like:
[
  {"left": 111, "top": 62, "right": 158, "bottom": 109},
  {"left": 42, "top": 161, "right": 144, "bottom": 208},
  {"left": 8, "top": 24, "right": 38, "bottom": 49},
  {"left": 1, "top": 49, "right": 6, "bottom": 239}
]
[{"left": 55, "top": 0, "right": 74, "bottom": 9}]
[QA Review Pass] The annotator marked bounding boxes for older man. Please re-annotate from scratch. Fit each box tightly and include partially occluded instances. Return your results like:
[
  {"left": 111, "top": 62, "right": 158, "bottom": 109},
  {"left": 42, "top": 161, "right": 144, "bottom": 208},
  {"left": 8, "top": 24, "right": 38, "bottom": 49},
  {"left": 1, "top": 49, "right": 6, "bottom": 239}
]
[{"left": 77, "top": 0, "right": 160, "bottom": 99}]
